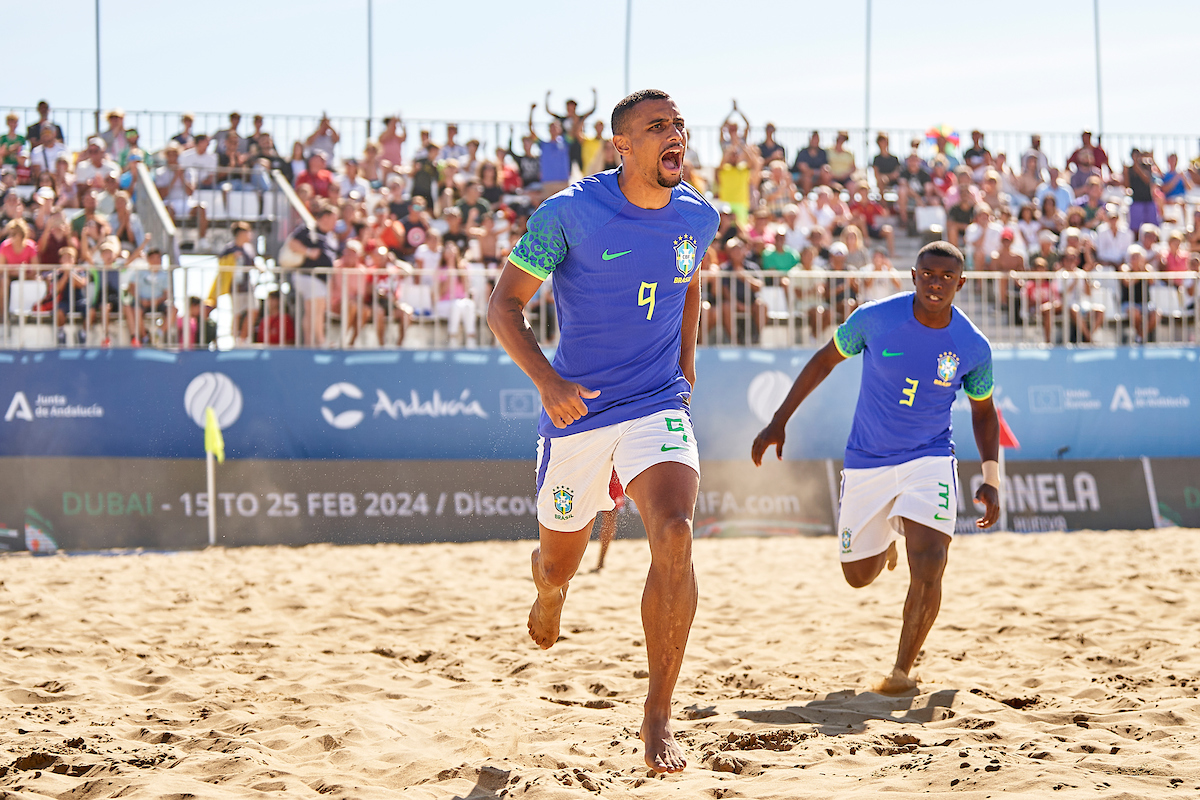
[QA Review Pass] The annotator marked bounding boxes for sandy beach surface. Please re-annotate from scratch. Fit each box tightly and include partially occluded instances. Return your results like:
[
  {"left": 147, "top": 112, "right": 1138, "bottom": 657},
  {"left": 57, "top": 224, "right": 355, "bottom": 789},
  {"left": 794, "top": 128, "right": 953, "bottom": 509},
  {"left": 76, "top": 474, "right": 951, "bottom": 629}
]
[{"left": 0, "top": 528, "right": 1197, "bottom": 799}]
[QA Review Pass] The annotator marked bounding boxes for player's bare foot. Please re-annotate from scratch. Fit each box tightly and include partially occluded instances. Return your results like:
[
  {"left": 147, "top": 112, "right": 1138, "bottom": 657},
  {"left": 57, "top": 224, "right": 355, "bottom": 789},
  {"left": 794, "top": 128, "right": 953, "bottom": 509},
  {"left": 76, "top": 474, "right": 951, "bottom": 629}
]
[
  {"left": 885, "top": 541, "right": 898, "bottom": 571},
  {"left": 872, "top": 666, "right": 919, "bottom": 695},
  {"left": 528, "top": 549, "right": 567, "bottom": 649},
  {"left": 640, "top": 717, "right": 687, "bottom": 773}
]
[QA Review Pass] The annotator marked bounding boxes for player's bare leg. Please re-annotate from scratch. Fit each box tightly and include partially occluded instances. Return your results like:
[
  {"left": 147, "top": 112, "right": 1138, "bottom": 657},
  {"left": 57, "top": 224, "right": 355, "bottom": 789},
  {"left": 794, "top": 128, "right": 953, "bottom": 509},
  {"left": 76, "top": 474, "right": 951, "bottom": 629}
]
[
  {"left": 528, "top": 522, "right": 592, "bottom": 649},
  {"left": 841, "top": 545, "right": 893, "bottom": 589},
  {"left": 591, "top": 511, "right": 617, "bottom": 572},
  {"left": 624, "top": 461, "right": 699, "bottom": 774},
  {"left": 875, "top": 521, "right": 951, "bottom": 694}
]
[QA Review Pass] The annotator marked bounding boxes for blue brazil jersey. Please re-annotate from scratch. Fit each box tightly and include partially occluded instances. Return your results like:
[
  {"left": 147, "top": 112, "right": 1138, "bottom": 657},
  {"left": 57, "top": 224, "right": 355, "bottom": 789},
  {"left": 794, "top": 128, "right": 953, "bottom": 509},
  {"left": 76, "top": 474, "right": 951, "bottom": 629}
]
[
  {"left": 833, "top": 292, "right": 993, "bottom": 469},
  {"left": 509, "top": 169, "right": 719, "bottom": 438}
]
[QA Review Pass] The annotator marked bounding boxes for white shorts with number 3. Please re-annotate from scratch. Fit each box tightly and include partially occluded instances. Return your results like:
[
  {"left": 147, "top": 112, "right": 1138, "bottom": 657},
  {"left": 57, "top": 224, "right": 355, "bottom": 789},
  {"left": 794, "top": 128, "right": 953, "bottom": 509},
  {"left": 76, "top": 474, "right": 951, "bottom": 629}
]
[
  {"left": 535, "top": 411, "right": 700, "bottom": 532},
  {"left": 837, "top": 456, "right": 959, "bottom": 562}
]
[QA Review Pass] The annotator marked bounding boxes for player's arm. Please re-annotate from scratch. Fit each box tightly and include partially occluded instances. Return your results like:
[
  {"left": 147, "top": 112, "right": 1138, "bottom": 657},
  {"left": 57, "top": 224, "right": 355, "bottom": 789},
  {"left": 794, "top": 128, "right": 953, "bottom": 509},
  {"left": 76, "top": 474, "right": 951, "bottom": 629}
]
[
  {"left": 487, "top": 261, "right": 599, "bottom": 429},
  {"left": 679, "top": 264, "right": 702, "bottom": 393},
  {"left": 750, "top": 338, "right": 846, "bottom": 466},
  {"left": 970, "top": 394, "right": 1001, "bottom": 528}
]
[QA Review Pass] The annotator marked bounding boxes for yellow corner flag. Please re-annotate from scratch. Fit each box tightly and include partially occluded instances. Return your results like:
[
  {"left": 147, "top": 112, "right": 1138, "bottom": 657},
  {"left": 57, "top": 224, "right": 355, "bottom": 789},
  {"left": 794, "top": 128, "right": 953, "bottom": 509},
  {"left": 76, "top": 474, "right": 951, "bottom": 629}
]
[{"left": 204, "top": 407, "right": 225, "bottom": 464}]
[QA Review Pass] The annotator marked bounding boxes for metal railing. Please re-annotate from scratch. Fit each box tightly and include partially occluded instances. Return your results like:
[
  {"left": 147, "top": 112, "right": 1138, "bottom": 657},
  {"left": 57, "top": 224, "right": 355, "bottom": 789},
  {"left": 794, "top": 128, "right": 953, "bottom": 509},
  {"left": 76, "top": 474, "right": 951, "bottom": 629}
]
[
  {"left": 133, "top": 161, "right": 179, "bottom": 263},
  {"left": 4, "top": 265, "right": 1195, "bottom": 351},
  {"left": 5, "top": 106, "right": 1198, "bottom": 176}
]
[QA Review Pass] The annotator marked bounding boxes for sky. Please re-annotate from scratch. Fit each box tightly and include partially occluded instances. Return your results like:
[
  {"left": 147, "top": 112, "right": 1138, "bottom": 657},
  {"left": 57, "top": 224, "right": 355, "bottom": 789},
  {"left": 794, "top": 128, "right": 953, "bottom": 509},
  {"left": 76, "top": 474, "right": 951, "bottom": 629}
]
[{"left": 7, "top": 0, "right": 1200, "bottom": 161}]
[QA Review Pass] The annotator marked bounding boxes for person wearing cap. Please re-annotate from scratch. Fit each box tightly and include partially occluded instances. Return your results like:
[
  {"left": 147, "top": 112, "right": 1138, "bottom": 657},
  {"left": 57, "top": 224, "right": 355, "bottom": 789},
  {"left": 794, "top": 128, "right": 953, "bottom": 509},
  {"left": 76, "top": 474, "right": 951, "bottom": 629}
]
[
  {"left": 99, "top": 109, "right": 126, "bottom": 158},
  {"left": 29, "top": 126, "right": 68, "bottom": 184},
  {"left": 0, "top": 114, "right": 26, "bottom": 168},
  {"left": 117, "top": 129, "right": 142, "bottom": 169},
  {"left": 1095, "top": 203, "right": 1133, "bottom": 266}
]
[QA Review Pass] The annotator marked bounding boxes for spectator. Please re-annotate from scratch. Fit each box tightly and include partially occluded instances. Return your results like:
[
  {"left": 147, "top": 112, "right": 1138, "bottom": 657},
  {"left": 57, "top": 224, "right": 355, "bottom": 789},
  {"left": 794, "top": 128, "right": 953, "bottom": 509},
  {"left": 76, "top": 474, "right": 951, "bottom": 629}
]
[
  {"left": 965, "top": 205, "right": 1003, "bottom": 269},
  {"left": 792, "top": 131, "right": 828, "bottom": 195},
  {"left": 962, "top": 130, "right": 991, "bottom": 179},
  {"left": 1067, "top": 130, "right": 1109, "bottom": 178},
  {"left": 1074, "top": 176, "right": 1106, "bottom": 228},
  {"left": 125, "top": 248, "right": 174, "bottom": 346},
  {"left": 379, "top": 116, "right": 406, "bottom": 172},
  {"left": 944, "top": 165, "right": 980, "bottom": 209},
  {"left": 946, "top": 191, "right": 976, "bottom": 248},
  {"left": 926, "top": 156, "right": 954, "bottom": 205},
  {"left": 506, "top": 131, "right": 541, "bottom": 193},
  {"left": 1162, "top": 229, "right": 1189, "bottom": 286},
  {"left": 434, "top": 240, "right": 477, "bottom": 346},
  {"left": 1039, "top": 193, "right": 1066, "bottom": 235},
  {"left": 546, "top": 89, "right": 597, "bottom": 158},
  {"left": 1160, "top": 153, "right": 1190, "bottom": 220},
  {"left": 761, "top": 225, "right": 800, "bottom": 274},
  {"left": 117, "top": 128, "right": 143, "bottom": 168},
  {"left": 1035, "top": 167, "right": 1075, "bottom": 211},
  {"left": 826, "top": 131, "right": 856, "bottom": 188},
  {"left": 461, "top": 139, "right": 481, "bottom": 174},
  {"left": 0, "top": 218, "right": 39, "bottom": 312},
  {"left": 217, "top": 131, "right": 249, "bottom": 187},
  {"left": 715, "top": 137, "right": 760, "bottom": 224},
  {"left": 849, "top": 189, "right": 895, "bottom": 257},
  {"left": 580, "top": 120, "right": 607, "bottom": 175},
  {"left": 29, "top": 127, "right": 67, "bottom": 183},
  {"left": 440, "top": 123, "right": 468, "bottom": 163},
  {"left": 213, "top": 112, "right": 243, "bottom": 153},
  {"left": 409, "top": 143, "right": 441, "bottom": 210},
  {"left": 528, "top": 104, "right": 570, "bottom": 200},
  {"left": 255, "top": 290, "right": 296, "bottom": 345},
  {"left": 207, "top": 221, "right": 260, "bottom": 343},
  {"left": 284, "top": 203, "right": 339, "bottom": 346},
  {"left": 338, "top": 158, "right": 370, "bottom": 198},
  {"left": 1096, "top": 204, "right": 1134, "bottom": 266},
  {"left": 719, "top": 100, "right": 751, "bottom": 151},
  {"left": 52, "top": 245, "right": 89, "bottom": 345},
  {"left": 172, "top": 113, "right": 196, "bottom": 147},
  {"left": 455, "top": 180, "right": 492, "bottom": 228},
  {"left": 812, "top": 185, "right": 851, "bottom": 231},
  {"left": 306, "top": 115, "right": 340, "bottom": 159},
  {"left": 288, "top": 141, "right": 307, "bottom": 182},
  {"left": 249, "top": 115, "right": 268, "bottom": 146},
  {"left": 25, "top": 100, "right": 63, "bottom": 144},
  {"left": 1068, "top": 146, "right": 1101, "bottom": 193},
  {"left": 760, "top": 160, "right": 796, "bottom": 216},
  {"left": 155, "top": 145, "right": 208, "bottom": 240},
  {"left": 360, "top": 140, "right": 383, "bottom": 186},
  {"left": 931, "top": 131, "right": 959, "bottom": 169},
  {"left": 179, "top": 296, "right": 218, "bottom": 348},
  {"left": 180, "top": 135, "right": 218, "bottom": 188},
  {"left": 51, "top": 155, "right": 76, "bottom": 208},
  {"left": 757, "top": 123, "right": 785, "bottom": 164},
  {"left": 990, "top": 227, "right": 1026, "bottom": 314},
  {"left": 896, "top": 152, "right": 931, "bottom": 224},
  {"left": 978, "top": 169, "right": 1009, "bottom": 214},
  {"left": 249, "top": 133, "right": 286, "bottom": 190},
  {"left": 1119, "top": 245, "right": 1158, "bottom": 343},
  {"left": 96, "top": 174, "right": 122, "bottom": 215},
  {"left": 71, "top": 189, "right": 108, "bottom": 237},
  {"left": 871, "top": 133, "right": 901, "bottom": 194},
  {"left": 37, "top": 211, "right": 71, "bottom": 266},
  {"left": 73, "top": 138, "right": 119, "bottom": 202},
  {"left": 1022, "top": 134, "right": 1049, "bottom": 177},
  {"left": 99, "top": 109, "right": 127, "bottom": 159},
  {"left": 295, "top": 152, "right": 334, "bottom": 198},
  {"left": 1011, "top": 152, "right": 1043, "bottom": 206},
  {"left": 841, "top": 224, "right": 868, "bottom": 269},
  {"left": 1015, "top": 203, "right": 1041, "bottom": 250},
  {"left": 329, "top": 240, "right": 375, "bottom": 346},
  {"left": 0, "top": 114, "right": 26, "bottom": 169},
  {"left": 859, "top": 247, "right": 904, "bottom": 303},
  {"left": 719, "top": 237, "right": 763, "bottom": 344}
]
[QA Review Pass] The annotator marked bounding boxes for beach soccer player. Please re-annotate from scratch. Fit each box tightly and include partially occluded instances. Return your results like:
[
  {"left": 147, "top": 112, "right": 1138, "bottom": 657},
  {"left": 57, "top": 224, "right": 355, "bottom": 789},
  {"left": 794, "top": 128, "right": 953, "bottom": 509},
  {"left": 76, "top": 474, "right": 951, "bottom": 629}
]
[
  {"left": 751, "top": 240, "right": 1000, "bottom": 694},
  {"left": 487, "top": 89, "right": 718, "bottom": 773}
]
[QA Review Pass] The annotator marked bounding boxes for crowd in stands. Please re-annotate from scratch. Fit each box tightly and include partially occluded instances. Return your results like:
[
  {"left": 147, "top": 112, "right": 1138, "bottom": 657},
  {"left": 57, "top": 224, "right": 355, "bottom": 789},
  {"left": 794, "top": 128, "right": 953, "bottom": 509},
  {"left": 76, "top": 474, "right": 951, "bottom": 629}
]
[{"left": 2, "top": 97, "right": 1199, "bottom": 348}]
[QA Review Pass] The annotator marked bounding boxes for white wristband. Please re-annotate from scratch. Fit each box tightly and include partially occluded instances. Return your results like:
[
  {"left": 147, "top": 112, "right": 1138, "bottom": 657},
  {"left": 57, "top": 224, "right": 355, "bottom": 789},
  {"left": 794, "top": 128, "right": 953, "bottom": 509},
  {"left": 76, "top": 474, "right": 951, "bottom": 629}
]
[{"left": 982, "top": 460, "right": 1001, "bottom": 489}]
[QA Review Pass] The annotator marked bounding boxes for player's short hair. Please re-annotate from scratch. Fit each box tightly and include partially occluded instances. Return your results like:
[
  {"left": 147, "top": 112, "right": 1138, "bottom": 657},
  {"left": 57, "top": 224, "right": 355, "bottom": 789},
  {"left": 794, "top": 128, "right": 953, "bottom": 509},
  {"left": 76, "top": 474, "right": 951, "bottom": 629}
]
[
  {"left": 611, "top": 89, "right": 672, "bottom": 137},
  {"left": 916, "top": 240, "right": 964, "bottom": 270}
]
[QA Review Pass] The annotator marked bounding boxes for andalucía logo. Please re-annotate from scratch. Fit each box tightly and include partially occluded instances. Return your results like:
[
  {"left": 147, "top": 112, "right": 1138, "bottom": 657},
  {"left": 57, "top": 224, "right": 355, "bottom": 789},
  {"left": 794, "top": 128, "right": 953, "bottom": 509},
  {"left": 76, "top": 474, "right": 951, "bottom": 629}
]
[
  {"left": 674, "top": 235, "right": 697, "bottom": 278},
  {"left": 553, "top": 486, "right": 574, "bottom": 519}
]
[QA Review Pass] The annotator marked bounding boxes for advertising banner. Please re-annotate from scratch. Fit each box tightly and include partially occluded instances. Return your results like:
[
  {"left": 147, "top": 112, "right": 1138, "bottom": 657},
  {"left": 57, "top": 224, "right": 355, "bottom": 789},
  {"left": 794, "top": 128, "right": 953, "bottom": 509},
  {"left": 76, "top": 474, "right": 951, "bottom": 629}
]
[
  {"left": 0, "top": 348, "right": 1197, "bottom": 463},
  {"left": 1146, "top": 457, "right": 1200, "bottom": 528}
]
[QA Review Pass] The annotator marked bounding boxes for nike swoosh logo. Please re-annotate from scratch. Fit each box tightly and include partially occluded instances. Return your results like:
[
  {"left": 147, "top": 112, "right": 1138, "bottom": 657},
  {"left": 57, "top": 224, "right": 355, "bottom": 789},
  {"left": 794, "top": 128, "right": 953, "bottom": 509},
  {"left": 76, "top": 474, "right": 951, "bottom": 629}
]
[
  {"left": 660, "top": 444, "right": 686, "bottom": 452},
  {"left": 602, "top": 249, "right": 632, "bottom": 261},
  {"left": 882, "top": 350, "right": 905, "bottom": 357},
  {"left": 933, "top": 513, "right": 950, "bottom": 521}
]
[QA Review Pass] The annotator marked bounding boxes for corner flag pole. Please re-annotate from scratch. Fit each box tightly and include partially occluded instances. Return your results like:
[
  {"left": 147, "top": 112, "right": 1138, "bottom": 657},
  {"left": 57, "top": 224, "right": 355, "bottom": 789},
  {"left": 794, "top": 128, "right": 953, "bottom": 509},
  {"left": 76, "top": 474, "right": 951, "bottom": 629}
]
[
  {"left": 995, "top": 407, "right": 1020, "bottom": 532},
  {"left": 204, "top": 407, "right": 225, "bottom": 547}
]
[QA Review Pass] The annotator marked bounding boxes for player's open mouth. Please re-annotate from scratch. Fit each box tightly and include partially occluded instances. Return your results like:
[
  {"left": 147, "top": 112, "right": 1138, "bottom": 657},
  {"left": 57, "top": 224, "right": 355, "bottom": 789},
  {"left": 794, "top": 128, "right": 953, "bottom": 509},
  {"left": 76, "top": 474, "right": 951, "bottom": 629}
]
[{"left": 660, "top": 148, "right": 682, "bottom": 172}]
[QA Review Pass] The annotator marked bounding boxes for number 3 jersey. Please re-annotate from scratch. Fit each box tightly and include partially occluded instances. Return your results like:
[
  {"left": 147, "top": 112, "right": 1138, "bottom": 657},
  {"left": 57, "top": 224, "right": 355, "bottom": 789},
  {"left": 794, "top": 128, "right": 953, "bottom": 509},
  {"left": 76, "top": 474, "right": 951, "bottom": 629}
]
[
  {"left": 509, "top": 169, "right": 719, "bottom": 438},
  {"left": 833, "top": 292, "right": 993, "bottom": 469}
]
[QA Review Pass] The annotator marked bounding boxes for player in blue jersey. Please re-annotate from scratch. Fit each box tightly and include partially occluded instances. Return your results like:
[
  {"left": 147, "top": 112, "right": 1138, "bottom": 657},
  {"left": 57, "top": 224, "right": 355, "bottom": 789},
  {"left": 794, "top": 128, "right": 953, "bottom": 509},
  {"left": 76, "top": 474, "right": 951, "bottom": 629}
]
[
  {"left": 751, "top": 240, "right": 1001, "bottom": 695},
  {"left": 487, "top": 89, "right": 719, "bottom": 773}
]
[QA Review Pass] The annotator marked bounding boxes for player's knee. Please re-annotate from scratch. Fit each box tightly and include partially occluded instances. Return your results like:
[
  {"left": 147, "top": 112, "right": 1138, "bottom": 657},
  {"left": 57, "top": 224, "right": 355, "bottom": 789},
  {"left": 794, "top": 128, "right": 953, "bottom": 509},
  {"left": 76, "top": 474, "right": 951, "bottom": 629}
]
[
  {"left": 538, "top": 554, "right": 578, "bottom": 587},
  {"left": 842, "top": 564, "right": 875, "bottom": 589},
  {"left": 649, "top": 514, "right": 693, "bottom": 566},
  {"left": 907, "top": 542, "right": 947, "bottom": 584}
]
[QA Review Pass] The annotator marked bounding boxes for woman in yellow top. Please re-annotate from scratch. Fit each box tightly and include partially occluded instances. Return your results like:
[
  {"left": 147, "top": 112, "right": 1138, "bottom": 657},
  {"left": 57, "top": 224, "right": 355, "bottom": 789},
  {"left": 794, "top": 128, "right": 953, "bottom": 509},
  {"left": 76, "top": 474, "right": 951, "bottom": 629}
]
[{"left": 715, "top": 137, "right": 762, "bottom": 224}]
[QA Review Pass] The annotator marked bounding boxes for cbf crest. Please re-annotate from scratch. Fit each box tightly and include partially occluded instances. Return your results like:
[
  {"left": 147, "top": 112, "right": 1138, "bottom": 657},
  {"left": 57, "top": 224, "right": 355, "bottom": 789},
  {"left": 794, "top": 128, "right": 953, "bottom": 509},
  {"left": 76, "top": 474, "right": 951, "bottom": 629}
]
[
  {"left": 673, "top": 235, "right": 697, "bottom": 283},
  {"left": 553, "top": 486, "right": 574, "bottom": 520},
  {"left": 934, "top": 351, "right": 959, "bottom": 387}
]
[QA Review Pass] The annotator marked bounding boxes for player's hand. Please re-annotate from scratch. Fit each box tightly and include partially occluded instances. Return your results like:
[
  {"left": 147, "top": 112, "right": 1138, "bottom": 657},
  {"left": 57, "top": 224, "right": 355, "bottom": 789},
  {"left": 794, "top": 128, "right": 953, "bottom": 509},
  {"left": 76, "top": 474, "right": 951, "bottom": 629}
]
[
  {"left": 751, "top": 421, "right": 786, "bottom": 466},
  {"left": 538, "top": 376, "right": 600, "bottom": 429},
  {"left": 974, "top": 483, "right": 1000, "bottom": 529}
]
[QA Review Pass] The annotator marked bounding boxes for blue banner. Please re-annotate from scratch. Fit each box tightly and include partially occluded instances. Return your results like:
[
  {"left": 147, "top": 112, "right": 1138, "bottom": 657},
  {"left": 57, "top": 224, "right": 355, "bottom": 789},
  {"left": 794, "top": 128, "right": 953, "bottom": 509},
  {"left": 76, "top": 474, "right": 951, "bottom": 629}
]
[{"left": 0, "top": 347, "right": 1196, "bottom": 461}]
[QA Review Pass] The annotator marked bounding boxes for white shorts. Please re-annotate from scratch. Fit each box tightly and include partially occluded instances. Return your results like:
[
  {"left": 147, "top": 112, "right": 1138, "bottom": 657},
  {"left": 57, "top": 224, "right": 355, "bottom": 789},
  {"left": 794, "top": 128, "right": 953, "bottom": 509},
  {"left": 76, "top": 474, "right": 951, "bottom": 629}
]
[
  {"left": 535, "top": 410, "right": 700, "bottom": 532},
  {"left": 837, "top": 456, "right": 958, "bottom": 562},
  {"left": 292, "top": 272, "right": 329, "bottom": 300},
  {"left": 166, "top": 197, "right": 196, "bottom": 218}
]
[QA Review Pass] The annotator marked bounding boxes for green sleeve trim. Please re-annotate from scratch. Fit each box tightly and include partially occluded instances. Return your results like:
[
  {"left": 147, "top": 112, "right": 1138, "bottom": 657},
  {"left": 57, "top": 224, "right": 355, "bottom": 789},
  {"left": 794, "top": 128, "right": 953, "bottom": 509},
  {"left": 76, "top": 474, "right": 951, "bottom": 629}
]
[
  {"left": 832, "top": 333, "right": 854, "bottom": 359},
  {"left": 965, "top": 386, "right": 994, "bottom": 401},
  {"left": 508, "top": 253, "right": 549, "bottom": 281}
]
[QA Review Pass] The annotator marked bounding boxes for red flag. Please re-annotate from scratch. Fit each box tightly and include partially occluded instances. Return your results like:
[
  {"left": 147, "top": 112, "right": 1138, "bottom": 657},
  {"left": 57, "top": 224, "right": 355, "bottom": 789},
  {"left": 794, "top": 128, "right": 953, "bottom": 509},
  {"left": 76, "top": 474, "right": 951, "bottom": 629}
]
[{"left": 996, "top": 406, "right": 1020, "bottom": 449}]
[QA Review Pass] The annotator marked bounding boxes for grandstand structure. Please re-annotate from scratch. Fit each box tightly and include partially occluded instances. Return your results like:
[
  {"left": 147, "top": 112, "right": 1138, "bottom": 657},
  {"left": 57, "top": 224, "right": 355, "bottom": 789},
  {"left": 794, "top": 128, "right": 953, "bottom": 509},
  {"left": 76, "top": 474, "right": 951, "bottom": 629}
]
[{"left": 1, "top": 104, "right": 1197, "bottom": 351}]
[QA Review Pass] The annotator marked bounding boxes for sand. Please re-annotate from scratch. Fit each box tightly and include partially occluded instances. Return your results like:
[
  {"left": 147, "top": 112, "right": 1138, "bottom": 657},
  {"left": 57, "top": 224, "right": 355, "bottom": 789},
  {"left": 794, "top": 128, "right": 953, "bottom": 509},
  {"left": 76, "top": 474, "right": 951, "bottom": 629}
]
[{"left": 0, "top": 528, "right": 1197, "bottom": 799}]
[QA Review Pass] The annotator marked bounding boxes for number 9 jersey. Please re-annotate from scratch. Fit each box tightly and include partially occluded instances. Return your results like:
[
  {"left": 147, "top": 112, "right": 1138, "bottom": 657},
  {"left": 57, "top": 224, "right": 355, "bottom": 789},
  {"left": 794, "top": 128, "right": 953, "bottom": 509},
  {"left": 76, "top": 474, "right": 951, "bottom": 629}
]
[{"left": 509, "top": 169, "right": 719, "bottom": 439}]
